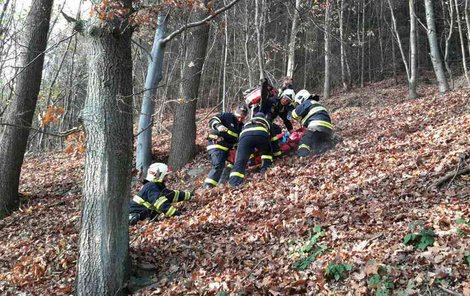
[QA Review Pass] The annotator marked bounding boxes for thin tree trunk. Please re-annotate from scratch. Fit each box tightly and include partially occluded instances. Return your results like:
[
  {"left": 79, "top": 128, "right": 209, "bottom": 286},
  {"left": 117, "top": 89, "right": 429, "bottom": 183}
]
[
  {"left": 340, "top": 0, "right": 348, "bottom": 90},
  {"left": 136, "top": 14, "right": 168, "bottom": 175},
  {"left": 0, "top": 0, "right": 53, "bottom": 219},
  {"left": 323, "top": 0, "right": 332, "bottom": 99},
  {"left": 424, "top": 0, "right": 449, "bottom": 94},
  {"left": 361, "top": 0, "right": 365, "bottom": 87},
  {"left": 409, "top": 0, "right": 418, "bottom": 98},
  {"left": 454, "top": 0, "right": 470, "bottom": 86},
  {"left": 243, "top": 0, "right": 253, "bottom": 86},
  {"left": 168, "top": 2, "right": 211, "bottom": 170},
  {"left": 255, "top": 0, "right": 264, "bottom": 80},
  {"left": 286, "top": 0, "right": 301, "bottom": 78},
  {"left": 222, "top": 8, "right": 229, "bottom": 112},
  {"left": 443, "top": 0, "right": 454, "bottom": 88},
  {"left": 75, "top": 0, "right": 133, "bottom": 294}
]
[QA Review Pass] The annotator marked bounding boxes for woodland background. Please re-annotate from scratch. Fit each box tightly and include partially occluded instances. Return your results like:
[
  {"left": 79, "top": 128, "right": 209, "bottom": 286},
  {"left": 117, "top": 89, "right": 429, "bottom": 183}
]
[{"left": 0, "top": 0, "right": 469, "bottom": 295}]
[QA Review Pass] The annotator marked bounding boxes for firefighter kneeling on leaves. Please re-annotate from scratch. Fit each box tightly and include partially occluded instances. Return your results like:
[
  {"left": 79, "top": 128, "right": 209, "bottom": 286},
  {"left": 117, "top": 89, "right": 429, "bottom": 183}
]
[
  {"left": 228, "top": 113, "right": 274, "bottom": 187},
  {"left": 291, "top": 90, "right": 333, "bottom": 157},
  {"left": 129, "top": 163, "right": 193, "bottom": 225},
  {"left": 203, "top": 105, "right": 248, "bottom": 188}
]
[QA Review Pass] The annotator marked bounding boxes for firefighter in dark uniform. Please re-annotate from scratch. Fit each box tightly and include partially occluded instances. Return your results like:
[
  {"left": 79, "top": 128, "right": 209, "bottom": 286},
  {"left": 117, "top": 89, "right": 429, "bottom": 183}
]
[
  {"left": 257, "top": 88, "right": 296, "bottom": 132},
  {"left": 292, "top": 90, "right": 333, "bottom": 157},
  {"left": 203, "top": 105, "right": 248, "bottom": 188},
  {"left": 129, "top": 163, "right": 193, "bottom": 225},
  {"left": 228, "top": 113, "right": 274, "bottom": 187}
]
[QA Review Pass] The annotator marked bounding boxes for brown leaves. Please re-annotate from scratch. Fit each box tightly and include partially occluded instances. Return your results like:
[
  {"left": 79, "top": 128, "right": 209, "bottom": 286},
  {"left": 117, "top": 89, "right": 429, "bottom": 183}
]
[{"left": 41, "top": 105, "right": 64, "bottom": 126}]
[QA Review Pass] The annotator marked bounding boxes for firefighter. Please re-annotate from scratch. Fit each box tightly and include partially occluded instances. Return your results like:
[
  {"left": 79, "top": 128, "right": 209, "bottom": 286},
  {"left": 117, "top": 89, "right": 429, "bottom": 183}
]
[
  {"left": 259, "top": 88, "right": 296, "bottom": 132},
  {"left": 129, "top": 163, "right": 193, "bottom": 225},
  {"left": 228, "top": 113, "right": 274, "bottom": 187},
  {"left": 292, "top": 90, "right": 333, "bottom": 157},
  {"left": 203, "top": 105, "right": 248, "bottom": 188}
]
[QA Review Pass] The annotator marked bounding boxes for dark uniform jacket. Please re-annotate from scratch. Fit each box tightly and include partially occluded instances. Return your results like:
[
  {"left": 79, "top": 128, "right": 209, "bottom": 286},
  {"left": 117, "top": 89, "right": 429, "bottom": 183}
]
[
  {"left": 130, "top": 180, "right": 191, "bottom": 217},
  {"left": 258, "top": 96, "right": 294, "bottom": 131},
  {"left": 291, "top": 99, "right": 333, "bottom": 134},
  {"left": 208, "top": 112, "right": 244, "bottom": 151}
]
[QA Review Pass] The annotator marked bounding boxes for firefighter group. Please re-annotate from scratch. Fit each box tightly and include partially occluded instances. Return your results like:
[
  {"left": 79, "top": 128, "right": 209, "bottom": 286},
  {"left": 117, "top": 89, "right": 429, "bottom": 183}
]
[{"left": 129, "top": 78, "right": 333, "bottom": 225}]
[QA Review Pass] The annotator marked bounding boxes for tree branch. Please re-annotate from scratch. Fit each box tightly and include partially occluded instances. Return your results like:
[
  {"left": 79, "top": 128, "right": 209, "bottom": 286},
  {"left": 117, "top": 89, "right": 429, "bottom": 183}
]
[
  {"left": 0, "top": 122, "right": 82, "bottom": 137},
  {"left": 161, "top": 0, "right": 242, "bottom": 44}
]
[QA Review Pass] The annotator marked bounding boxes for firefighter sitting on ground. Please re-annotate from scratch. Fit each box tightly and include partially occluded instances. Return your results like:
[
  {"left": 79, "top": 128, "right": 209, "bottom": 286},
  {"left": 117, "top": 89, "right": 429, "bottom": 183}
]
[
  {"left": 129, "top": 163, "right": 193, "bottom": 225},
  {"left": 228, "top": 112, "right": 275, "bottom": 187},
  {"left": 291, "top": 90, "right": 333, "bottom": 157},
  {"left": 258, "top": 88, "right": 296, "bottom": 132},
  {"left": 203, "top": 104, "right": 248, "bottom": 188}
]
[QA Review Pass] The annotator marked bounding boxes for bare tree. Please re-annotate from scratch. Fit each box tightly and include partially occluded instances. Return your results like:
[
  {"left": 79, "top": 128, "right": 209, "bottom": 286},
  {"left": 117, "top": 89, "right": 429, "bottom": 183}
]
[{"left": 0, "top": 0, "right": 54, "bottom": 218}]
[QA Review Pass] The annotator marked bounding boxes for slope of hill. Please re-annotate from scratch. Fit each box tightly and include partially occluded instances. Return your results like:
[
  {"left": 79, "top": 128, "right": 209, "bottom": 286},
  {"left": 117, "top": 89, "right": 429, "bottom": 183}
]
[{"left": 0, "top": 81, "right": 468, "bottom": 295}]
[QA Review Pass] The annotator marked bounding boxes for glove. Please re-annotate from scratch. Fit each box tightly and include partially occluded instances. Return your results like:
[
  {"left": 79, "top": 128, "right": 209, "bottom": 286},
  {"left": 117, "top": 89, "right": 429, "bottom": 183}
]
[{"left": 217, "top": 125, "right": 228, "bottom": 132}]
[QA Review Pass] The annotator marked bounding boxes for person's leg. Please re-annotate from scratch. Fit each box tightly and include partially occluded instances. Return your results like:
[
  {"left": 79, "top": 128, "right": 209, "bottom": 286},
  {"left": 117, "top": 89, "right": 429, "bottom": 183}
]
[
  {"left": 311, "top": 131, "right": 332, "bottom": 154},
  {"left": 229, "top": 137, "right": 254, "bottom": 187},
  {"left": 297, "top": 130, "right": 315, "bottom": 157},
  {"left": 258, "top": 137, "right": 273, "bottom": 171},
  {"left": 204, "top": 149, "right": 228, "bottom": 188}
]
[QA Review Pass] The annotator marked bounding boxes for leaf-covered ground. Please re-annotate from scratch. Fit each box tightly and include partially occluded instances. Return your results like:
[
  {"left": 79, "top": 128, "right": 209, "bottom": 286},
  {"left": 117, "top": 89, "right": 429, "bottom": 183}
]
[{"left": 0, "top": 80, "right": 469, "bottom": 295}]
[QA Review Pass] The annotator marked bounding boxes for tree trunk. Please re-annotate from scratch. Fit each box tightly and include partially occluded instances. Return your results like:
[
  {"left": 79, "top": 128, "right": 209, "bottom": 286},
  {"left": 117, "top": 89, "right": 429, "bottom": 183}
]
[
  {"left": 168, "top": 2, "right": 211, "bottom": 170},
  {"left": 286, "top": 0, "right": 300, "bottom": 78},
  {"left": 0, "top": 0, "right": 53, "bottom": 219},
  {"left": 340, "top": 0, "right": 348, "bottom": 90},
  {"left": 424, "top": 0, "right": 449, "bottom": 94},
  {"left": 409, "top": 0, "right": 418, "bottom": 99},
  {"left": 323, "top": 0, "right": 332, "bottom": 99},
  {"left": 443, "top": 0, "right": 454, "bottom": 88},
  {"left": 454, "top": 0, "right": 470, "bottom": 86},
  {"left": 136, "top": 14, "right": 168, "bottom": 175},
  {"left": 255, "top": 0, "right": 265, "bottom": 80},
  {"left": 75, "top": 1, "right": 133, "bottom": 294}
]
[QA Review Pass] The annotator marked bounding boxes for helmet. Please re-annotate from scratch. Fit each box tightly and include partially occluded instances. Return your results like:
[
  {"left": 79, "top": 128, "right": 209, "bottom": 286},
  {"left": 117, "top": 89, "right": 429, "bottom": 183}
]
[
  {"left": 234, "top": 104, "right": 248, "bottom": 118},
  {"left": 145, "top": 163, "right": 170, "bottom": 182},
  {"left": 280, "top": 89, "right": 295, "bottom": 102},
  {"left": 294, "top": 89, "right": 311, "bottom": 105}
]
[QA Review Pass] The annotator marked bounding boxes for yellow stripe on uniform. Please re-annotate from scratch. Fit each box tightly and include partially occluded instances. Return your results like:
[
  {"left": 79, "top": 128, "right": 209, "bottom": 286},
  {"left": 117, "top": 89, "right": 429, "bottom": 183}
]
[
  {"left": 207, "top": 144, "right": 229, "bottom": 151},
  {"left": 154, "top": 196, "right": 168, "bottom": 210},
  {"left": 204, "top": 178, "right": 218, "bottom": 186},
  {"left": 133, "top": 195, "right": 153, "bottom": 210},
  {"left": 271, "top": 136, "right": 279, "bottom": 141},
  {"left": 308, "top": 120, "right": 333, "bottom": 129},
  {"left": 230, "top": 172, "right": 245, "bottom": 178},
  {"left": 298, "top": 144, "right": 311, "bottom": 150},
  {"left": 184, "top": 191, "right": 191, "bottom": 201},
  {"left": 291, "top": 110, "right": 300, "bottom": 120},
  {"left": 173, "top": 190, "right": 180, "bottom": 203},
  {"left": 165, "top": 206, "right": 177, "bottom": 217},
  {"left": 273, "top": 151, "right": 282, "bottom": 156},
  {"left": 240, "top": 127, "right": 268, "bottom": 137},
  {"left": 261, "top": 155, "right": 273, "bottom": 161},
  {"left": 301, "top": 106, "right": 328, "bottom": 125},
  {"left": 226, "top": 130, "right": 238, "bottom": 137},
  {"left": 208, "top": 134, "right": 219, "bottom": 139},
  {"left": 226, "top": 163, "right": 233, "bottom": 168}
]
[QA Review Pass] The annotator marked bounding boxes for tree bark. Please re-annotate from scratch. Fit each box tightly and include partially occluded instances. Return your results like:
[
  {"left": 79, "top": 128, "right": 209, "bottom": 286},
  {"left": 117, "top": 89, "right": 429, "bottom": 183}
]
[
  {"left": 255, "top": 0, "right": 265, "bottom": 80},
  {"left": 424, "top": 0, "right": 449, "bottom": 94},
  {"left": 75, "top": 1, "right": 133, "bottom": 294},
  {"left": 168, "top": 2, "right": 211, "bottom": 170},
  {"left": 340, "top": 0, "right": 348, "bottom": 90},
  {"left": 286, "top": 0, "right": 300, "bottom": 78},
  {"left": 0, "top": 0, "right": 53, "bottom": 219},
  {"left": 409, "top": 0, "right": 418, "bottom": 99},
  {"left": 323, "top": 0, "right": 332, "bottom": 99},
  {"left": 136, "top": 13, "right": 168, "bottom": 175},
  {"left": 454, "top": 0, "right": 470, "bottom": 86}
]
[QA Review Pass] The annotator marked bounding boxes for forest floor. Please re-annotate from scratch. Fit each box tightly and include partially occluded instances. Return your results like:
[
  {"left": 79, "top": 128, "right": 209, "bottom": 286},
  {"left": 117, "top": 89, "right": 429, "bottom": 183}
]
[{"left": 0, "top": 79, "right": 469, "bottom": 295}]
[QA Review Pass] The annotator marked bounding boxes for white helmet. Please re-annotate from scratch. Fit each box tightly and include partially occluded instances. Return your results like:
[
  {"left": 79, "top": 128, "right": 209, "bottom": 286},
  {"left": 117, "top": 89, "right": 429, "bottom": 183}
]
[
  {"left": 280, "top": 89, "right": 295, "bottom": 101},
  {"left": 294, "top": 89, "right": 311, "bottom": 105},
  {"left": 145, "top": 163, "right": 170, "bottom": 182}
]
